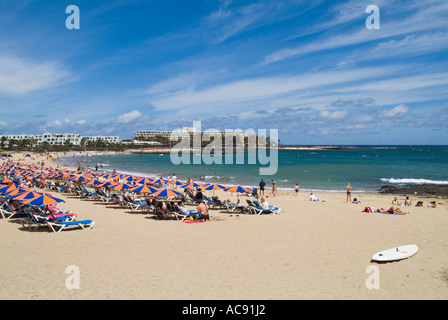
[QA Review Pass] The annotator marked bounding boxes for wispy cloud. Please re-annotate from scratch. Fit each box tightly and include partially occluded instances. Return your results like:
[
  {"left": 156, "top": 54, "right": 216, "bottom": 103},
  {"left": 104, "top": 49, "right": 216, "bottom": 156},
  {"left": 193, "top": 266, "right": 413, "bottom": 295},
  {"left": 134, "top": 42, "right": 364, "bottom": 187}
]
[
  {"left": 0, "top": 55, "right": 75, "bottom": 95},
  {"left": 147, "top": 66, "right": 402, "bottom": 112},
  {"left": 262, "top": 0, "right": 448, "bottom": 65}
]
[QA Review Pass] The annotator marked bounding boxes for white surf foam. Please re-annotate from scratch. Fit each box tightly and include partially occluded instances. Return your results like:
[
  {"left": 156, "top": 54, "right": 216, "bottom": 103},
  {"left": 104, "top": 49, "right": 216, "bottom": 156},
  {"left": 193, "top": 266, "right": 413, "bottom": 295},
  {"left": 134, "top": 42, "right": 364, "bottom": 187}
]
[{"left": 381, "top": 178, "right": 448, "bottom": 185}]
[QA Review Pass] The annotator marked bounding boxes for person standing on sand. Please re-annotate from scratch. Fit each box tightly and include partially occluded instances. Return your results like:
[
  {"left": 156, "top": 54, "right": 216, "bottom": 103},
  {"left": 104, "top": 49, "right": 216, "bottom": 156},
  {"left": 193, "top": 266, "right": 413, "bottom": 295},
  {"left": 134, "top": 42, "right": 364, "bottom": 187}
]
[
  {"left": 294, "top": 183, "right": 300, "bottom": 196},
  {"left": 346, "top": 183, "right": 352, "bottom": 202},
  {"left": 259, "top": 179, "right": 266, "bottom": 195}
]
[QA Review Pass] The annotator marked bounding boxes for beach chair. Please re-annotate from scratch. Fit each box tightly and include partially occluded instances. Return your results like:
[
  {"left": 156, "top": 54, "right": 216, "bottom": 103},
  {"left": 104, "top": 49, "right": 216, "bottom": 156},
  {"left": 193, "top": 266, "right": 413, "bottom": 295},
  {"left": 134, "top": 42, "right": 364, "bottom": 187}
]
[
  {"left": 44, "top": 213, "right": 95, "bottom": 233},
  {"left": 136, "top": 197, "right": 155, "bottom": 212},
  {"left": 36, "top": 204, "right": 77, "bottom": 222},
  {"left": 246, "top": 199, "right": 280, "bottom": 215},
  {"left": 98, "top": 189, "right": 112, "bottom": 203},
  {"left": 174, "top": 206, "right": 200, "bottom": 221},
  {"left": 81, "top": 186, "right": 97, "bottom": 198},
  {"left": 19, "top": 206, "right": 48, "bottom": 231},
  {"left": 0, "top": 202, "right": 27, "bottom": 220},
  {"left": 129, "top": 196, "right": 147, "bottom": 211},
  {"left": 224, "top": 200, "right": 237, "bottom": 212}
]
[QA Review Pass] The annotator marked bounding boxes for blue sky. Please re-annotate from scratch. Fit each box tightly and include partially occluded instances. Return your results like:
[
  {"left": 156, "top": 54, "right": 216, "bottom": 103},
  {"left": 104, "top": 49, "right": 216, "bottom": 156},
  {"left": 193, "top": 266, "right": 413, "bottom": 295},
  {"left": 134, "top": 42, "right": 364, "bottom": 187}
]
[{"left": 0, "top": 0, "right": 447, "bottom": 145}]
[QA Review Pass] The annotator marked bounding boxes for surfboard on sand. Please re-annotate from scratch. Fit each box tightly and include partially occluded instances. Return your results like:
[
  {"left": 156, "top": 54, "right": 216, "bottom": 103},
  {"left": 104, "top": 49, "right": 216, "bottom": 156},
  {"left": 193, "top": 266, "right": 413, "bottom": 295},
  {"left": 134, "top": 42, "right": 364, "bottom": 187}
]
[{"left": 371, "top": 244, "right": 418, "bottom": 262}]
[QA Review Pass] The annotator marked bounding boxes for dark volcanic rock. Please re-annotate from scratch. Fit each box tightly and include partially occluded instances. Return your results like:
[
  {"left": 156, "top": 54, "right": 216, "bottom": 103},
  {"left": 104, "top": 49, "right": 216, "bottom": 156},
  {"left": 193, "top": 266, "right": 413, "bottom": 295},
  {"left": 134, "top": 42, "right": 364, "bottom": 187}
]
[{"left": 379, "top": 184, "right": 448, "bottom": 198}]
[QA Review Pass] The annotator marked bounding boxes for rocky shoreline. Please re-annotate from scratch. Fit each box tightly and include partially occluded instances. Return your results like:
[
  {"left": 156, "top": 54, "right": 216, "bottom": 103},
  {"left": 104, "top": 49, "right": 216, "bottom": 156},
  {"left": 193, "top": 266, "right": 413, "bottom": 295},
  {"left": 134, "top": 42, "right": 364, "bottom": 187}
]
[{"left": 379, "top": 184, "right": 448, "bottom": 198}]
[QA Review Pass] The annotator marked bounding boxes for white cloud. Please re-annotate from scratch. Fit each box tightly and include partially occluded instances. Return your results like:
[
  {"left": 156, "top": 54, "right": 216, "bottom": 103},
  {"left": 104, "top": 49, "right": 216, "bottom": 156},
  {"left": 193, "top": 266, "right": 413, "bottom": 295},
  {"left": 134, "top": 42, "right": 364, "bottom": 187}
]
[
  {"left": 147, "top": 66, "right": 402, "bottom": 115},
  {"left": 204, "top": 1, "right": 292, "bottom": 43},
  {"left": 382, "top": 104, "right": 409, "bottom": 118},
  {"left": 319, "top": 110, "right": 348, "bottom": 120},
  {"left": 262, "top": 0, "right": 448, "bottom": 65},
  {"left": 0, "top": 56, "right": 74, "bottom": 95},
  {"left": 116, "top": 110, "right": 143, "bottom": 123}
]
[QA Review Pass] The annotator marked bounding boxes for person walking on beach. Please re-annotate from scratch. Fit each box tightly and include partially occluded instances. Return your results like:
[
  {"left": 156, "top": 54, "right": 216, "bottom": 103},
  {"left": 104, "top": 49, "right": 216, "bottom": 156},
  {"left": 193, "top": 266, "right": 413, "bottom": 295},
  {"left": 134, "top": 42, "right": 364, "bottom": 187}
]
[
  {"left": 259, "top": 179, "right": 266, "bottom": 195},
  {"left": 294, "top": 183, "right": 300, "bottom": 196},
  {"left": 272, "top": 181, "right": 276, "bottom": 197},
  {"left": 346, "top": 183, "right": 352, "bottom": 203}
]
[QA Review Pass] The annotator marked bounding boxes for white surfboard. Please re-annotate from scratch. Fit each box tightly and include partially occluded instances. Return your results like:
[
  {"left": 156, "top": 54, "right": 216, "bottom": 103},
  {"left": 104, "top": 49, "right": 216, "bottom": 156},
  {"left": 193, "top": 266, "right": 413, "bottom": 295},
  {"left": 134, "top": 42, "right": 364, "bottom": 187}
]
[{"left": 371, "top": 244, "right": 418, "bottom": 262}]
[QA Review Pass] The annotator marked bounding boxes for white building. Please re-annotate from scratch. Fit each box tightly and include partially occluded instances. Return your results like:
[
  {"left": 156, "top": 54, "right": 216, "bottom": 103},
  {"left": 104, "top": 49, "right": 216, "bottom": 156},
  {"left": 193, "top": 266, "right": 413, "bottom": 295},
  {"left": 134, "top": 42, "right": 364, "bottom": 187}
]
[
  {"left": 0, "top": 133, "right": 120, "bottom": 147},
  {"left": 37, "top": 133, "right": 82, "bottom": 146},
  {"left": 133, "top": 127, "right": 252, "bottom": 142},
  {"left": 84, "top": 135, "right": 121, "bottom": 144},
  {"left": 133, "top": 127, "right": 196, "bottom": 141}
]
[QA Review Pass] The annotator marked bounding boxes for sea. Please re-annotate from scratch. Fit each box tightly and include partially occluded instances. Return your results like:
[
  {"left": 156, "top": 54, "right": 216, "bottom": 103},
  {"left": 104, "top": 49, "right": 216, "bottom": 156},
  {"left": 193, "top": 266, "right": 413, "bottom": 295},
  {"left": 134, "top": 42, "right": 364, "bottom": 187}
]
[{"left": 59, "top": 145, "right": 448, "bottom": 193}]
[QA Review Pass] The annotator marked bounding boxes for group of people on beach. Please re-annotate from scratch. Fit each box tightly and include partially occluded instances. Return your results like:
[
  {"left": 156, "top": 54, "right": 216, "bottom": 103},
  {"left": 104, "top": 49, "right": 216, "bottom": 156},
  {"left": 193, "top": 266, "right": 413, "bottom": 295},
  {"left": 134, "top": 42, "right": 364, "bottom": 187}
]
[
  {"left": 258, "top": 179, "right": 277, "bottom": 197},
  {"left": 361, "top": 193, "right": 438, "bottom": 215}
]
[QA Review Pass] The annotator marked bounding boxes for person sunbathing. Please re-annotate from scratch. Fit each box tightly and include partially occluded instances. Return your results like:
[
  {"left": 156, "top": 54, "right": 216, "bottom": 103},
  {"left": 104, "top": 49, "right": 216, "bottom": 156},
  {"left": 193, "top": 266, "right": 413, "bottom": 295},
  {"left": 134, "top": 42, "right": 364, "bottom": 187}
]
[
  {"left": 377, "top": 207, "right": 408, "bottom": 215},
  {"left": 9, "top": 199, "right": 23, "bottom": 213},
  {"left": 428, "top": 201, "right": 437, "bottom": 208}
]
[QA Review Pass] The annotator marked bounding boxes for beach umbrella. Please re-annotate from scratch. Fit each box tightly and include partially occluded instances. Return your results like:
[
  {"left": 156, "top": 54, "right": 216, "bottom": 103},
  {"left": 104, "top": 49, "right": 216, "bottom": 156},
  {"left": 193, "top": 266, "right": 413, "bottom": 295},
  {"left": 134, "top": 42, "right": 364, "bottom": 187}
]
[
  {"left": 4, "top": 188, "right": 23, "bottom": 197},
  {"left": 122, "top": 175, "right": 139, "bottom": 182},
  {"left": 0, "top": 179, "right": 13, "bottom": 185},
  {"left": 150, "top": 188, "right": 183, "bottom": 198},
  {"left": 203, "top": 183, "right": 227, "bottom": 196},
  {"left": 109, "top": 183, "right": 132, "bottom": 191},
  {"left": 68, "top": 175, "right": 88, "bottom": 182},
  {"left": 166, "top": 179, "right": 185, "bottom": 189},
  {"left": 204, "top": 183, "right": 227, "bottom": 190},
  {"left": 225, "top": 185, "right": 252, "bottom": 193},
  {"left": 9, "top": 191, "right": 45, "bottom": 201},
  {"left": 0, "top": 184, "right": 16, "bottom": 192},
  {"left": 152, "top": 178, "right": 167, "bottom": 186},
  {"left": 100, "top": 173, "right": 115, "bottom": 180},
  {"left": 95, "top": 181, "right": 118, "bottom": 189},
  {"left": 181, "top": 182, "right": 203, "bottom": 189},
  {"left": 225, "top": 185, "right": 251, "bottom": 200},
  {"left": 82, "top": 179, "right": 103, "bottom": 186},
  {"left": 128, "top": 184, "right": 159, "bottom": 194},
  {"left": 21, "top": 194, "right": 64, "bottom": 205},
  {"left": 168, "top": 180, "right": 184, "bottom": 186},
  {"left": 56, "top": 173, "right": 72, "bottom": 179},
  {"left": 135, "top": 177, "right": 155, "bottom": 185}
]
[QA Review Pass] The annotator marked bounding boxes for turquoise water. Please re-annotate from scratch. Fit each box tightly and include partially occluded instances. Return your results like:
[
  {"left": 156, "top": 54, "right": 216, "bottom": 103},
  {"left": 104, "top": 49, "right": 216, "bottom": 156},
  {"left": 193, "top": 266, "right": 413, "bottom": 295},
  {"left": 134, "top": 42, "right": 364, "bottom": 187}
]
[{"left": 59, "top": 145, "right": 448, "bottom": 193}]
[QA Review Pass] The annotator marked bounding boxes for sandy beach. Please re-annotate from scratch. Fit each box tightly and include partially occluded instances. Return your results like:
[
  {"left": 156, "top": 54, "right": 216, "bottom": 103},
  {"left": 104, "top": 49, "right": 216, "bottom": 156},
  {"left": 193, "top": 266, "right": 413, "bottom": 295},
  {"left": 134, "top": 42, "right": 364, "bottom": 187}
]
[{"left": 1, "top": 151, "right": 447, "bottom": 300}]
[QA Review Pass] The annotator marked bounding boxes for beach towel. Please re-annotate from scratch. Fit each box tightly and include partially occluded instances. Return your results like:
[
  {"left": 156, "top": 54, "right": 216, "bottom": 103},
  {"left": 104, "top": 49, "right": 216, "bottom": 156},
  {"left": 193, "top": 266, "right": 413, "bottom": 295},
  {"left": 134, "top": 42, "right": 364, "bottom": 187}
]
[{"left": 181, "top": 219, "right": 205, "bottom": 224}]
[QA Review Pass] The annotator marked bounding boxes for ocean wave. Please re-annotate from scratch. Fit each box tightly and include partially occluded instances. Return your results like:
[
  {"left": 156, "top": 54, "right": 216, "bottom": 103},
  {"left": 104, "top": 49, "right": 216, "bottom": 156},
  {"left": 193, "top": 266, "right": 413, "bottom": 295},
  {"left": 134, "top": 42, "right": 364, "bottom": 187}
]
[{"left": 381, "top": 178, "right": 448, "bottom": 185}]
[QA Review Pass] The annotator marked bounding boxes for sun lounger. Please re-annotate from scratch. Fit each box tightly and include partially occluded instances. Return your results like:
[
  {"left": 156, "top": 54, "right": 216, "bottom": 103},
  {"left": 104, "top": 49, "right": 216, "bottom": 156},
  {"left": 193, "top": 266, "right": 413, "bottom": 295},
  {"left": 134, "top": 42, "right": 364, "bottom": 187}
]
[
  {"left": 122, "top": 195, "right": 147, "bottom": 211},
  {"left": 97, "top": 189, "right": 112, "bottom": 203},
  {"left": 174, "top": 206, "right": 200, "bottom": 221},
  {"left": 223, "top": 200, "right": 247, "bottom": 213},
  {"left": 44, "top": 213, "right": 95, "bottom": 232},
  {"left": 19, "top": 208, "right": 47, "bottom": 231},
  {"left": 0, "top": 202, "right": 27, "bottom": 220},
  {"left": 246, "top": 199, "right": 281, "bottom": 215}
]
